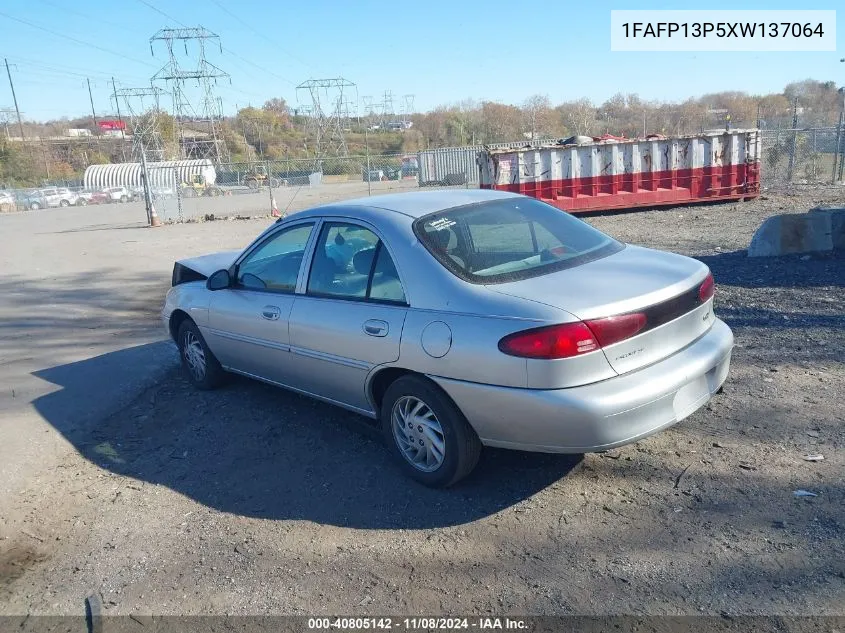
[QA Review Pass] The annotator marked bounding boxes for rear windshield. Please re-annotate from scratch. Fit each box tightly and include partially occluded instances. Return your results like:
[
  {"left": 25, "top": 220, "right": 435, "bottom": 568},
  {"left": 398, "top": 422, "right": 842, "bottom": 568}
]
[{"left": 414, "top": 197, "right": 623, "bottom": 284}]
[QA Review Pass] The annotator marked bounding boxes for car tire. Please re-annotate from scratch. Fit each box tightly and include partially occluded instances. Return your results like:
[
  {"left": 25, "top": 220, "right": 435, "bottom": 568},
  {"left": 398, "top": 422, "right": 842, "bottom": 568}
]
[
  {"left": 381, "top": 375, "right": 482, "bottom": 487},
  {"left": 59, "top": 199, "right": 70, "bottom": 207},
  {"left": 177, "top": 319, "right": 226, "bottom": 390},
  {"left": 120, "top": 195, "right": 128, "bottom": 203},
  {"left": 76, "top": 199, "right": 87, "bottom": 206},
  {"left": 30, "top": 202, "right": 40, "bottom": 210}
]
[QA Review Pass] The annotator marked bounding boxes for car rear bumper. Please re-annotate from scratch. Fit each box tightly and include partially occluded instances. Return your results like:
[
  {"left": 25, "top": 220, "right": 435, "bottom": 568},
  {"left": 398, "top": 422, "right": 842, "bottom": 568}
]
[{"left": 430, "top": 318, "right": 734, "bottom": 453}]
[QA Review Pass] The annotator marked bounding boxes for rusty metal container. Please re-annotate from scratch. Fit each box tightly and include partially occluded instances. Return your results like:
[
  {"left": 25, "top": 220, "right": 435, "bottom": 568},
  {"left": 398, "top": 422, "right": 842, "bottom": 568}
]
[{"left": 478, "top": 130, "right": 761, "bottom": 213}]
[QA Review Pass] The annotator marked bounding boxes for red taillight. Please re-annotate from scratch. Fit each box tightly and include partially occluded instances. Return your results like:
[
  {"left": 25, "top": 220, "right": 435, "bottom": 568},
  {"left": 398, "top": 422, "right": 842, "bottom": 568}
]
[
  {"left": 499, "top": 313, "right": 649, "bottom": 359},
  {"left": 584, "top": 312, "right": 648, "bottom": 347},
  {"left": 699, "top": 273, "right": 715, "bottom": 302},
  {"left": 498, "top": 322, "right": 599, "bottom": 359}
]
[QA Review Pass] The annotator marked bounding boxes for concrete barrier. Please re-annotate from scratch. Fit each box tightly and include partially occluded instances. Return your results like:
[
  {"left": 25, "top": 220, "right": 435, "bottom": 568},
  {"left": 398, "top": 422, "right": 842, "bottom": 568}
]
[
  {"left": 809, "top": 206, "right": 845, "bottom": 251},
  {"left": 747, "top": 212, "right": 833, "bottom": 257}
]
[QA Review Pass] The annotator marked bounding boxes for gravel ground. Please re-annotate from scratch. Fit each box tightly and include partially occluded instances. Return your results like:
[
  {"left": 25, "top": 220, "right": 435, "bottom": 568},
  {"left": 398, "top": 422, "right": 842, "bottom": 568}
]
[{"left": 1, "top": 189, "right": 843, "bottom": 618}]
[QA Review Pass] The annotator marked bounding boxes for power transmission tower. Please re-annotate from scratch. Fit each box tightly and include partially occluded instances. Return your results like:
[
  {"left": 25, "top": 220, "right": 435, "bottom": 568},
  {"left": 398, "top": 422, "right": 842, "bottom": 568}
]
[
  {"left": 114, "top": 86, "right": 169, "bottom": 162},
  {"left": 296, "top": 78, "right": 357, "bottom": 160},
  {"left": 339, "top": 98, "right": 358, "bottom": 130},
  {"left": 400, "top": 94, "right": 415, "bottom": 125},
  {"left": 361, "top": 96, "right": 378, "bottom": 129},
  {"left": 381, "top": 90, "right": 394, "bottom": 127},
  {"left": 150, "top": 27, "right": 230, "bottom": 162}
]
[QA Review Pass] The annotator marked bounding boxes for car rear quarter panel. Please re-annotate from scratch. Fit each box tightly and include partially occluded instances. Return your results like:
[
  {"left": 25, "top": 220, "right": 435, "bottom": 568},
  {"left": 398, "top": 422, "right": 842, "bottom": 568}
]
[{"left": 358, "top": 207, "right": 620, "bottom": 390}]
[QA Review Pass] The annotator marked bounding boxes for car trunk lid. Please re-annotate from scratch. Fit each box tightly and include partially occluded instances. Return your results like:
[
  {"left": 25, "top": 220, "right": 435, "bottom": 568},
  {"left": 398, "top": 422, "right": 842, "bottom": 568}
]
[{"left": 489, "top": 245, "right": 714, "bottom": 376}]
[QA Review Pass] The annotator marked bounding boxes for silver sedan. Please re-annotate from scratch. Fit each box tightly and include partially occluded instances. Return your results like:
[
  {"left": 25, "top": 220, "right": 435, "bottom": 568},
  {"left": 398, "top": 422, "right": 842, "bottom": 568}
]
[{"left": 162, "top": 190, "right": 733, "bottom": 487}]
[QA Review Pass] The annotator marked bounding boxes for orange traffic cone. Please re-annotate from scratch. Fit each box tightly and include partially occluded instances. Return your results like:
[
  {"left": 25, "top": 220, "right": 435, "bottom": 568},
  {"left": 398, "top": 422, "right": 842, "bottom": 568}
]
[
  {"left": 150, "top": 202, "right": 162, "bottom": 227},
  {"left": 271, "top": 197, "right": 281, "bottom": 218}
]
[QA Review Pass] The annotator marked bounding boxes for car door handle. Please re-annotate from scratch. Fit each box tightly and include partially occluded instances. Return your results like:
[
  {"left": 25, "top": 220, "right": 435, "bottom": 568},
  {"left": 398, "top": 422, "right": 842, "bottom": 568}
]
[
  {"left": 261, "top": 305, "right": 281, "bottom": 321},
  {"left": 363, "top": 319, "right": 389, "bottom": 337}
]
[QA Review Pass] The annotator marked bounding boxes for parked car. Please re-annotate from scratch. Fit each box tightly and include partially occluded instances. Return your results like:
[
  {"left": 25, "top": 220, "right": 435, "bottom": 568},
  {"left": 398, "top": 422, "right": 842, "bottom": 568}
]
[
  {"left": 21, "top": 187, "right": 79, "bottom": 209},
  {"left": 77, "top": 190, "right": 109, "bottom": 205},
  {"left": 162, "top": 190, "right": 733, "bottom": 487},
  {"left": 363, "top": 169, "right": 385, "bottom": 182},
  {"left": 0, "top": 190, "right": 16, "bottom": 212},
  {"left": 43, "top": 187, "right": 80, "bottom": 208},
  {"left": 22, "top": 190, "right": 48, "bottom": 210},
  {"left": 76, "top": 190, "right": 104, "bottom": 206},
  {"left": 102, "top": 186, "right": 134, "bottom": 203}
]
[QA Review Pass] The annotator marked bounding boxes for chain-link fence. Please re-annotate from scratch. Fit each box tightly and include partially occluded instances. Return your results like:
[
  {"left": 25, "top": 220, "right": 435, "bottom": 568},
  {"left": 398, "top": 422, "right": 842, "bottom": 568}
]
[
  {"left": 4, "top": 130, "right": 843, "bottom": 221},
  {"left": 760, "top": 127, "right": 845, "bottom": 190},
  {"left": 143, "top": 153, "right": 475, "bottom": 223}
]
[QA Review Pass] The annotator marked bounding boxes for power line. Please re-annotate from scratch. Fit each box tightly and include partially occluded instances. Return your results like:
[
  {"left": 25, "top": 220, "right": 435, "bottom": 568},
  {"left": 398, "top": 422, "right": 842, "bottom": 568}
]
[
  {"left": 136, "top": 0, "right": 178, "bottom": 24},
  {"left": 8, "top": 67, "right": 148, "bottom": 85},
  {"left": 0, "top": 10, "right": 158, "bottom": 69},
  {"left": 32, "top": 0, "right": 133, "bottom": 33},
  {"left": 3, "top": 56, "right": 149, "bottom": 83},
  {"left": 207, "top": 0, "right": 313, "bottom": 71},
  {"left": 220, "top": 47, "right": 295, "bottom": 86}
]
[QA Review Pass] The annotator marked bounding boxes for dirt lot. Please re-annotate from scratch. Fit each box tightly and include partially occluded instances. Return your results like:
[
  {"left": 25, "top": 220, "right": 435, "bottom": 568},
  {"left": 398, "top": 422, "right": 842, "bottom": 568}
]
[{"left": 0, "top": 188, "right": 843, "bottom": 618}]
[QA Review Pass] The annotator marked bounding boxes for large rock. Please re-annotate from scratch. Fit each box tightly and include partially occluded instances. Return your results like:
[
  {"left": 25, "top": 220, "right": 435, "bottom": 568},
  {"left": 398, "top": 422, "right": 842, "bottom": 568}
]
[
  {"left": 747, "top": 212, "right": 833, "bottom": 257},
  {"left": 809, "top": 206, "right": 845, "bottom": 251}
]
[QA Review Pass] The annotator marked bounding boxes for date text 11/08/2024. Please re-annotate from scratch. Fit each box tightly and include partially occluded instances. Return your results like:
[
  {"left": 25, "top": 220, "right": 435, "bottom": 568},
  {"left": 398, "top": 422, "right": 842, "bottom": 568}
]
[{"left": 307, "top": 617, "right": 528, "bottom": 630}]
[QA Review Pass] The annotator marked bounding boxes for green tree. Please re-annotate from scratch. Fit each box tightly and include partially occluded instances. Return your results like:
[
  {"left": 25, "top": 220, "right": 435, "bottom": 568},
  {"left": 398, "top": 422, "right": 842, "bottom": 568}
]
[{"left": 0, "top": 141, "right": 39, "bottom": 186}]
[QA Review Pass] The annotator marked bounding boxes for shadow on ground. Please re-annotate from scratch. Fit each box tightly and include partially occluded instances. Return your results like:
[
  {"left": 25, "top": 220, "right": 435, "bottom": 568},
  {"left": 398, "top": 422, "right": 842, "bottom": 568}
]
[
  {"left": 48, "top": 222, "right": 150, "bottom": 234},
  {"left": 32, "top": 344, "right": 581, "bottom": 530}
]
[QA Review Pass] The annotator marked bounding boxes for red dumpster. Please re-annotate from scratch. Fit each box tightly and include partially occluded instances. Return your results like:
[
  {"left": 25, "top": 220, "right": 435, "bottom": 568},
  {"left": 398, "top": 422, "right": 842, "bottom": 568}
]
[{"left": 478, "top": 130, "right": 760, "bottom": 213}]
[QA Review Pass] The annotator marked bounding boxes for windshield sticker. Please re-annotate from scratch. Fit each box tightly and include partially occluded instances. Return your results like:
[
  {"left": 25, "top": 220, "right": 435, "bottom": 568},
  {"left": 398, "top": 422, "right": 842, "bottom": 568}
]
[{"left": 429, "top": 218, "right": 456, "bottom": 230}]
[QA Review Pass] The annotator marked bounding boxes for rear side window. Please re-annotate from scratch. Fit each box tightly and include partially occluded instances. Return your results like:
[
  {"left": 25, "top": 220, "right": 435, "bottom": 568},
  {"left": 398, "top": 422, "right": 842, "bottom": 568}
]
[
  {"left": 414, "top": 197, "right": 623, "bottom": 284},
  {"left": 307, "top": 222, "right": 406, "bottom": 304}
]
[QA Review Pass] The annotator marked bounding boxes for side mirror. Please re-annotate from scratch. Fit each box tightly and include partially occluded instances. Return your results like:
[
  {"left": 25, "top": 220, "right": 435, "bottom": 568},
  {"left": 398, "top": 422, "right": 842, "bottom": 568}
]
[{"left": 207, "top": 269, "right": 231, "bottom": 291}]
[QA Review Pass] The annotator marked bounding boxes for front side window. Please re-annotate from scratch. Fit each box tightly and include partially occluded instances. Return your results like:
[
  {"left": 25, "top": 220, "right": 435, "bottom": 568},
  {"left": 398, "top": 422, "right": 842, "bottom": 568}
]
[
  {"left": 307, "top": 222, "right": 406, "bottom": 303},
  {"left": 236, "top": 223, "right": 314, "bottom": 291},
  {"left": 414, "top": 197, "right": 623, "bottom": 284}
]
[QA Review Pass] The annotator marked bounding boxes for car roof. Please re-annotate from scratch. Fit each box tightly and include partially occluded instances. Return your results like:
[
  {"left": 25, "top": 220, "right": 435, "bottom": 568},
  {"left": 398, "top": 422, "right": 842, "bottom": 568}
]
[{"left": 296, "top": 189, "right": 522, "bottom": 220}]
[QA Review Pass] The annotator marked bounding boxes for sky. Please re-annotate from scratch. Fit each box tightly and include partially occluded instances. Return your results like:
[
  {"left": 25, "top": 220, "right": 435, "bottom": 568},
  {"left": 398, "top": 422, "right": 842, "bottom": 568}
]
[{"left": 0, "top": 0, "right": 842, "bottom": 122}]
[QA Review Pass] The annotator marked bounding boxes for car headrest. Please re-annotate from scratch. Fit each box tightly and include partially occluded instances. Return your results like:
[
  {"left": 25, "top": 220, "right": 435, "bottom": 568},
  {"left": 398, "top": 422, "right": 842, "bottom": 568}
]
[
  {"left": 352, "top": 247, "right": 376, "bottom": 275},
  {"left": 431, "top": 229, "right": 450, "bottom": 249}
]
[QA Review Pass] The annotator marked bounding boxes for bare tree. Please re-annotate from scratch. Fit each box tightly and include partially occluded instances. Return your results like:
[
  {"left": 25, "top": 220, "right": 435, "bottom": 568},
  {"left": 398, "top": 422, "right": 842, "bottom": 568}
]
[
  {"left": 556, "top": 98, "right": 597, "bottom": 136},
  {"left": 522, "top": 94, "right": 555, "bottom": 140}
]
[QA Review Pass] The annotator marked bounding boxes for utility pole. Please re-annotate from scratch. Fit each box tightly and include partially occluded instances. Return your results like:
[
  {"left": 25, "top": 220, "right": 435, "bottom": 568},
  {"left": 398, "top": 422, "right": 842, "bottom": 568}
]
[
  {"left": 834, "top": 91, "right": 844, "bottom": 184},
  {"left": 365, "top": 126, "right": 371, "bottom": 196},
  {"left": 786, "top": 97, "right": 799, "bottom": 184},
  {"left": 111, "top": 77, "right": 127, "bottom": 154},
  {"left": 4, "top": 58, "right": 25, "bottom": 141},
  {"left": 835, "top": 60, "right": 845, "bottom": 183},
  {"left": 139, "top": 145, "right": 161, "bottom": 227},
  {"left": 87, "top": 78, "right": 99, "bottom": 130}
]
